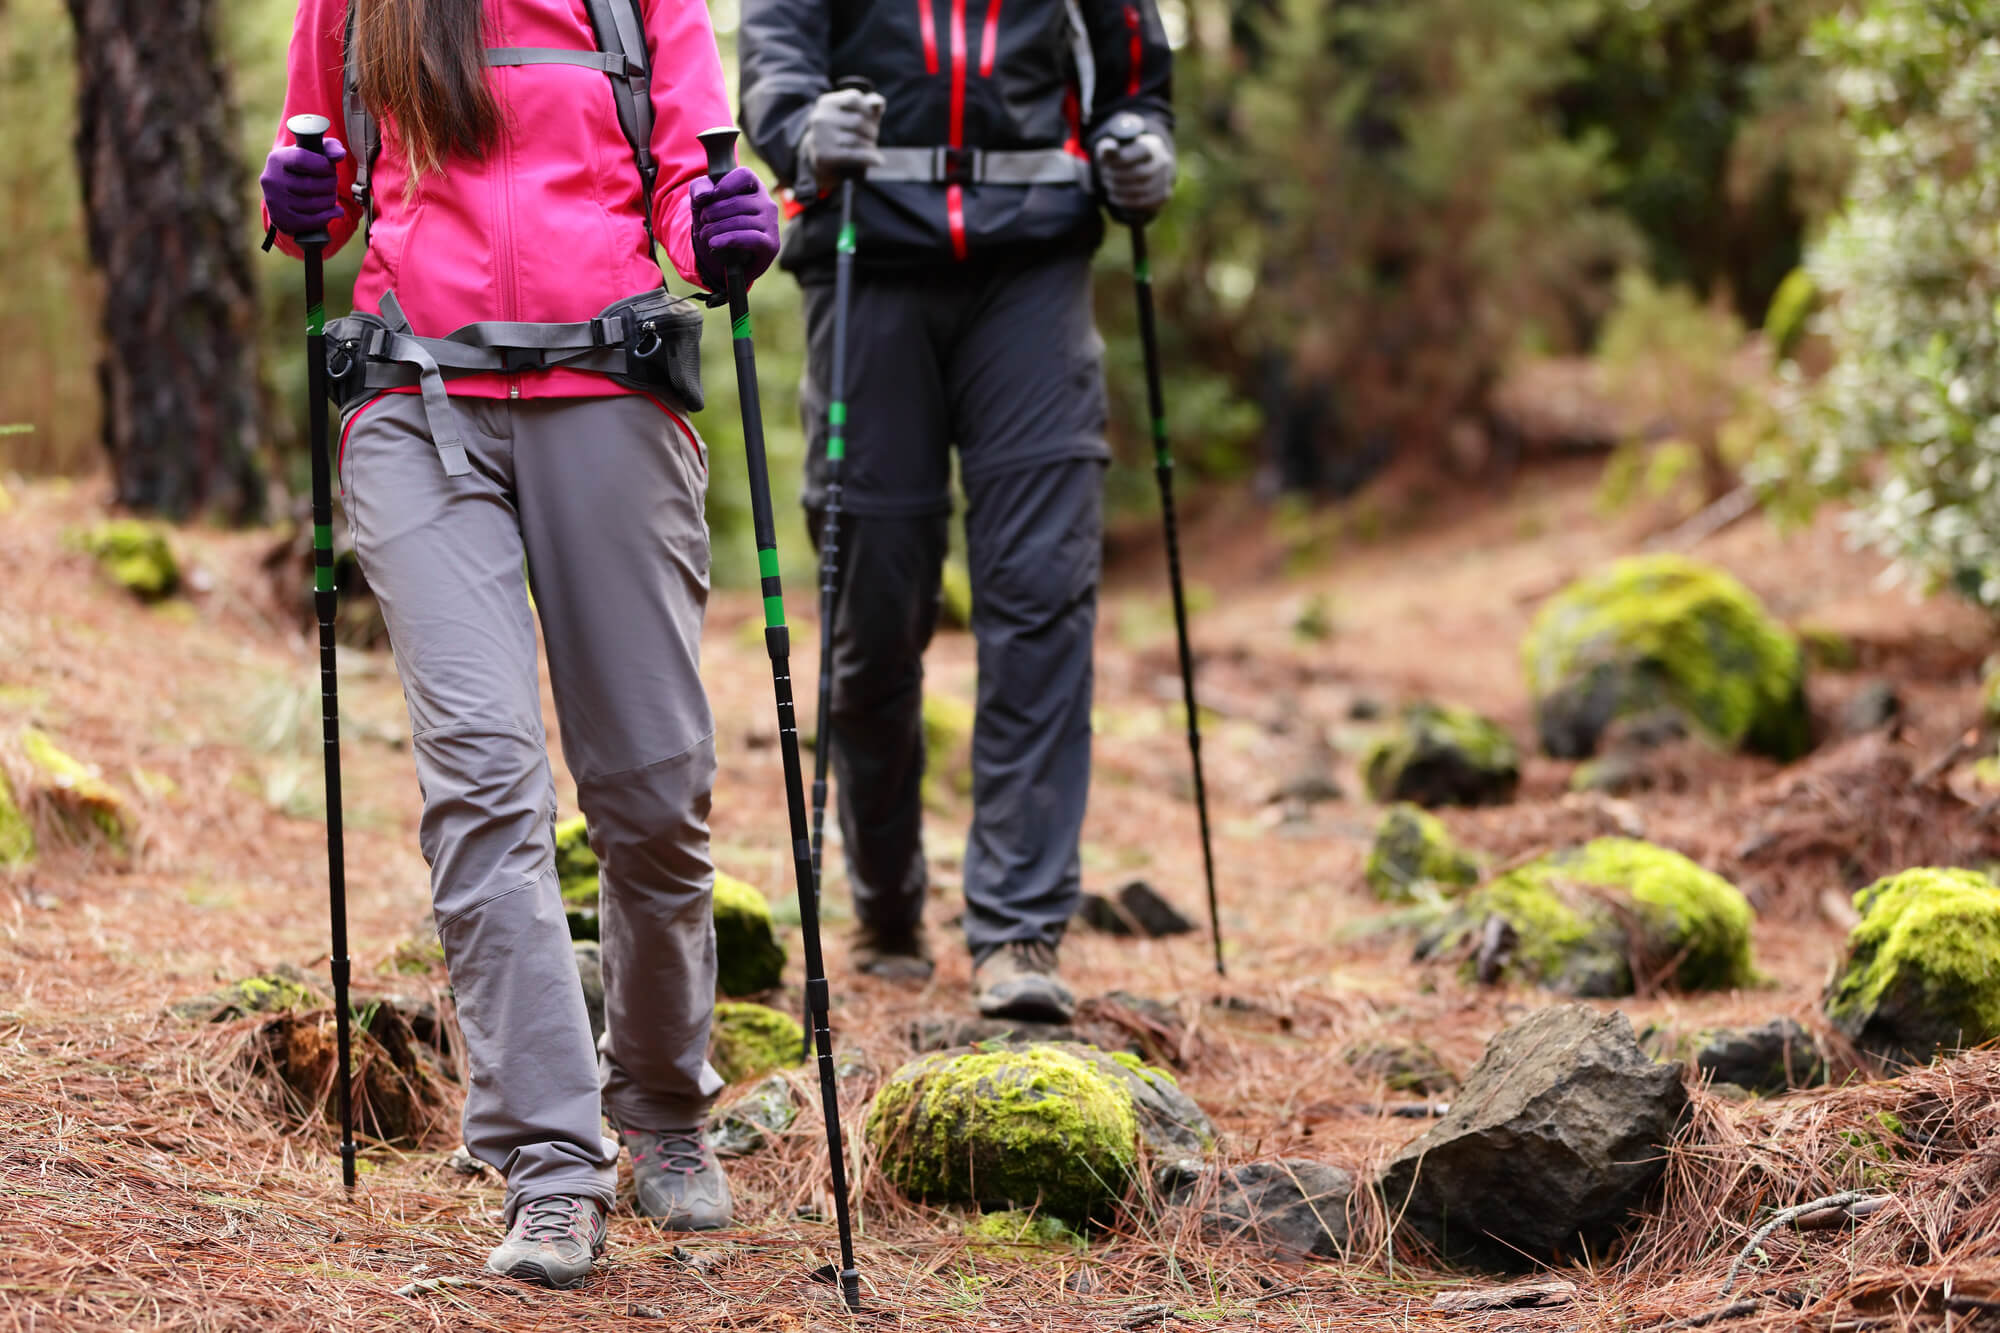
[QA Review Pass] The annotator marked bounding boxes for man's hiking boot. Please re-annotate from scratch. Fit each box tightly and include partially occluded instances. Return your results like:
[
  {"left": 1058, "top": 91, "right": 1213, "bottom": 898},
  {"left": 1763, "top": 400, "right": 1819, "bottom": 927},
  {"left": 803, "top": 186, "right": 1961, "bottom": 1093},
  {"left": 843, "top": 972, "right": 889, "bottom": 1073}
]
[
  {"left": 485, "top": 1194, "right": 607, "bottom": 1289},
  {"left": 621, "top": 1127, "right": 734, "bottom": 1231},
  {"left": 851, "top": 922, "right": 935, "bottom": 983},
  {"left": 973, "top": 939, "right": 1075, "bottom": 1023}
]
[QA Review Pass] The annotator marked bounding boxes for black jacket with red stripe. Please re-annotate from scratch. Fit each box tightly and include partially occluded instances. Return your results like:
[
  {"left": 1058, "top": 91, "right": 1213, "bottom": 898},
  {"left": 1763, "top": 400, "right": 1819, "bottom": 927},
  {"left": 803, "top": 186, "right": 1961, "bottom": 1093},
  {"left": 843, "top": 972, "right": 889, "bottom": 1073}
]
[{"left": 738, "top": 0, "right": 1172, "bottom": 277}]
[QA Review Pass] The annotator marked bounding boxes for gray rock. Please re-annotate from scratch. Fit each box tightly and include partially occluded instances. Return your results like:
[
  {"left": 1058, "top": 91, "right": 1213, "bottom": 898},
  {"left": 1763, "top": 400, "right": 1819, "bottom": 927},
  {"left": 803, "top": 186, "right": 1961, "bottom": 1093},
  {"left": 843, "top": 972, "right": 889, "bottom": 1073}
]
[
  {"left": 1377, "top": 1004, "right": 1688, "bottom": 1267},
  {"left": 1065, "top": 1045, "right": 1215, "bottom": 1158},
  {"left": 573, "top": 942, "right": 605, "bottom": 1045},
  {"left": 1077, "top": 880, "right": 1196, "bottom": 938},
  {"left": 909, "top": 1014, "right": 1084, "bottom": 1052},
  {"left": 1197, "top": 1159, "right": 1356, "bottom": 1259},
  {"left": 1841, "top": 680, "right": 1902, "bottom": 736},
  {"left": 1694, "top": 1018, "right": 1824, "bottom": 1095},
  {"left": 705, "top": 1072, "right": 799, "bottom": 1158}
]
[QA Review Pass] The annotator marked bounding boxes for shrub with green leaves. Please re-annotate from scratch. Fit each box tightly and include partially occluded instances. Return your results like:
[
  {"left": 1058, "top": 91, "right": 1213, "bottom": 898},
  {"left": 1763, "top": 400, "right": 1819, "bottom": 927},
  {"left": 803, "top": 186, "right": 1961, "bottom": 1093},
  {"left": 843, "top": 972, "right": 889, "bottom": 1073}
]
[{"left": 1787, "top": 1, "right": 2000, "bottom": 607}]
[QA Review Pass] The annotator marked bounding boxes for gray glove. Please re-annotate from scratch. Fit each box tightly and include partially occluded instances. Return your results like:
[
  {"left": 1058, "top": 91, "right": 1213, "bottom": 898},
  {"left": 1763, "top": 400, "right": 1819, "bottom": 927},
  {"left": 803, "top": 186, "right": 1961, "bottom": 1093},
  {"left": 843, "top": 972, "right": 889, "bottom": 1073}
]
[
  {"left": 799, "top": 86, "right": 887, "bottom": 188},
  {"left": 1093, "top": 129, "right": 1176, "bottom": 220}
]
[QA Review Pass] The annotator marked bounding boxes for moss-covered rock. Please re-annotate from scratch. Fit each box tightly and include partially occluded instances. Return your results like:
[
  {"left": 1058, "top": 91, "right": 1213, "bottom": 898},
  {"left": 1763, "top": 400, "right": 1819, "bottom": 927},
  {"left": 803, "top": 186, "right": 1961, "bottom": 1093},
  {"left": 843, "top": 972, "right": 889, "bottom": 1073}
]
[
  {"left": 923, "top": 692, "right": 976, "bottom": 809},
  {"left": 711, "top": 1001, "right": 804, "bottom": 1083},
  {"left": 554, "top": 816, "right": 600, "bottom": 940},
  {"left": 1419, "top": 837, "right": 1757, "bottom": 997},
  {"left": 0, "top": 768, "right": 33, "bottom": 868},
  {"left": 171, "top": 966, "right": 325, "bottom": 1022},
  {"left": 1523, "top": 555, "right": 1809, "bottom": 761},
  {"left": 1824, "top": 868, "right": 2000, "bottom": 1064},
  {"left": 706, "top": 1071, "right": 800, "bottom": 1157},
  {"left": 72, "top": 519, "right": 179, "bottom": 601},
  {"left": 20, "top": 729, "right": 134, "bottom": 853},
  {"left": 1365, "top": 804, "right": 1479, "bottom": 901},
  {"left": 1362, "top": 703, "right": 1519, "bottom": 808},
  {"left": 714, "top": 872, "right": 787, "bottom": 995},
  {"left": 965, "top": 1209, "right": 1086, "bottom": 1254},
  {"left": 867, "top": 1045, "right": 1142, "bottom": 1221}
]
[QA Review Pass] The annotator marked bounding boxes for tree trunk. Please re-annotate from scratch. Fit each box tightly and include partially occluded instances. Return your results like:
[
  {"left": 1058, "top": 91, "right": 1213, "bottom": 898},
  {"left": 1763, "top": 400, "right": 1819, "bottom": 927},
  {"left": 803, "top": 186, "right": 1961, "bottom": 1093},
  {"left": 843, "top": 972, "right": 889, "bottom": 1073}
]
[{"left": 65, "top": 0, "right": 262, "bottom": 520}]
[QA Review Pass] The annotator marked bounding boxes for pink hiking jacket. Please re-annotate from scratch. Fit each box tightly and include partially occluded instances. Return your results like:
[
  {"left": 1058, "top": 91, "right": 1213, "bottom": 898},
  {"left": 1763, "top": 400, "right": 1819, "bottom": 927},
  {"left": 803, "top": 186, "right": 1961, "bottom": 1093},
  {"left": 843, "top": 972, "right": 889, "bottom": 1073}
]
[{"left": 268, "top": 0, "right": 730, "bottom": 404}]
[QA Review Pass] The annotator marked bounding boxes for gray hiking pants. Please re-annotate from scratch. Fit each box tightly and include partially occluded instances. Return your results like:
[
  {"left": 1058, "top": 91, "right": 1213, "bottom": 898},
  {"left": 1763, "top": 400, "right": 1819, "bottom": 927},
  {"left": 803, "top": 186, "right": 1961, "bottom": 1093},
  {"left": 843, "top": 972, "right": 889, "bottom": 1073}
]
[
  {"left": 341, "top": 391, "right": 724, "bottom": 1222},
  {"left": 799, "top": 254, "right": 1107, "bottom": 960}
]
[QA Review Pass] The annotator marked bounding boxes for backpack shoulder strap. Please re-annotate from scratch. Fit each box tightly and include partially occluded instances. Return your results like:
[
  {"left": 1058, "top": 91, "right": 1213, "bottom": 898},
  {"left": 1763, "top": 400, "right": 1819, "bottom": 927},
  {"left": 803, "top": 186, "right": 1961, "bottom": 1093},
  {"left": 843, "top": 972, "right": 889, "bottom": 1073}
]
[
  {"left": 581, "top": 0, "right": 663, "bottom": 268},
  {"left": 343, "top": 0, "right": 382, "bottom": 236}
]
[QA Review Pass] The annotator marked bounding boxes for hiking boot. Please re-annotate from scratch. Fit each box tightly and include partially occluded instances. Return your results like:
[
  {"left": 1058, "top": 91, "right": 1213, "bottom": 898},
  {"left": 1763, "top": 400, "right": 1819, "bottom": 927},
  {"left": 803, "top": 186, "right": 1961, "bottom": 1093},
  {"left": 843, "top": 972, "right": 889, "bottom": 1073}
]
[
  {"left": 851, "top": 921, "right": 935, "bottom": 983},
  {"left": 973, "top": 939, "right": 1075, "bottom": 1023},
  {"left": 484, "top": 1194, "right": 607, "bottom": 1289},
  {"left": 621, "top": 1127, "right": 734, "bottom": 1231}
]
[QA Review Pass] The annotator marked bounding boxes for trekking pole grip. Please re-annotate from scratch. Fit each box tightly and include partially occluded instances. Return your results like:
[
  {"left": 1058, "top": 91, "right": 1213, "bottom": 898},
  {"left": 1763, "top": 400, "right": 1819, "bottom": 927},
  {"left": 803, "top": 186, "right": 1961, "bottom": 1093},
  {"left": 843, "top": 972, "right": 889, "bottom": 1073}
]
[
  {"left": 288, "top": 114, "right": 335, "bottom": 248},
  {"left": 698, "top": 125, "right": 739, "bottom": 186}
]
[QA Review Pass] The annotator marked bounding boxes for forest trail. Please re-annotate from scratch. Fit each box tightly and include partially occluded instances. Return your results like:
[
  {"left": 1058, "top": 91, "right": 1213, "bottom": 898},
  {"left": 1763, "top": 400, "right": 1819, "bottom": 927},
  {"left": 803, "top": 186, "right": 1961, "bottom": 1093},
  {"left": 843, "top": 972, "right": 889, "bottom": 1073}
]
[{"left": 3, "top": 463, "right": 1996, "bottom": 1331}]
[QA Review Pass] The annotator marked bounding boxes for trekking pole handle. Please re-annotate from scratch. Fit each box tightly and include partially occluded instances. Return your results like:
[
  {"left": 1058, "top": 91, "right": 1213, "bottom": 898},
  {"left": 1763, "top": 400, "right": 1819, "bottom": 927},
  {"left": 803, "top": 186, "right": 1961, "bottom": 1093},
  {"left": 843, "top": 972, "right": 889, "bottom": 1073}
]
[
  {"left": 1104, "top": 110, "right": 1147, "bottom": 148},
  {"left": 263, "top": 113, "right": 337, "bottom": 252},
  {"left": 699, "top": 126, "right": 740, "bottom": 185}
]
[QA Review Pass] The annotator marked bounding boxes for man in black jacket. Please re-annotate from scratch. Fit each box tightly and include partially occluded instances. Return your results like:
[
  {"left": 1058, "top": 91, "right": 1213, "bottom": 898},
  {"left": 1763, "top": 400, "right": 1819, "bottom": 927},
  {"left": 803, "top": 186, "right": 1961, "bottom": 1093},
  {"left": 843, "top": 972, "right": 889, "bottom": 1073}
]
[{"left": 740, "top": 0, "right": 1174, "bottom": 1022}]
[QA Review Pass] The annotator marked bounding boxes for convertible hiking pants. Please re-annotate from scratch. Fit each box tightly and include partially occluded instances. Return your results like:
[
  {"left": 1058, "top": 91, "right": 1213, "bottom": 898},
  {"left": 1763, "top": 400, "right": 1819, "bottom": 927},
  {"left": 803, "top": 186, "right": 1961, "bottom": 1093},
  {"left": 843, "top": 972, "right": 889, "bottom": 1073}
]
[
  {"left": 799, "top": 253, "right": 1108, "bottom": 960},
  {"left": 342, "top": 392, "right": 724, "bottom": 1222}
]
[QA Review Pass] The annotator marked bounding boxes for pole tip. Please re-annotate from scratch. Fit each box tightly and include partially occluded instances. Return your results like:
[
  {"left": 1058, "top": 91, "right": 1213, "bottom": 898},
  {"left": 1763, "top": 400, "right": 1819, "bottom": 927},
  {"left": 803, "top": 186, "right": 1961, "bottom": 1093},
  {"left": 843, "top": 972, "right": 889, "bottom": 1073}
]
[{"left": 697, "top": 126, "right": 740, "bottom": 183}]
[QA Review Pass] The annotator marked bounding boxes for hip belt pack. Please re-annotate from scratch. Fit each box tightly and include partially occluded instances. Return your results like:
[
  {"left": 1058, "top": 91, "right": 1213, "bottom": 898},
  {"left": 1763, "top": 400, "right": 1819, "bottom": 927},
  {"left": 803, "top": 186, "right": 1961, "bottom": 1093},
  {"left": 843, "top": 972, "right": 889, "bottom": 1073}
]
[{"left": 324, "top": 288, "right": 705, "bottom": 477}]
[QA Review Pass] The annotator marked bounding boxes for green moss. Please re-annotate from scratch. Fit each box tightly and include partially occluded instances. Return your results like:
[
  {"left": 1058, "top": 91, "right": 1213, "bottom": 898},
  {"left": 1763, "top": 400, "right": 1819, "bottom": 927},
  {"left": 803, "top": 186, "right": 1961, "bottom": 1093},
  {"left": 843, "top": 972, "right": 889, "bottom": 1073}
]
[
  {"left": 1361, "top": 703, "right": 1520, "bottom": 808},
  {"left": 923, "top": 692, "right": 976, "bottom": 809},
  {"left": 866, "top": 1046, "right": 1140, "bottom": 1221},
  {"left": 1109, "top": 1049, "right": 1177, "bottom": 1087},
  {"left": 1824, "top": 867, "right": 2000, "bottom": 1062},
  {"left": 172, "top": 967, "right": 325, "bottom": 1022},
  {"left": 714, "top": 871, "right": 787, "bottom": 995},
  {"left": 1437, "top": 837, "right": 1756, "bottom": 996},
  {"left": 70, "top": 519, "right": 179, "bottom": 601},
  {"left": 710, "top": 1001, "right": 804, "bottom": 1083},
  {"left": 0, "top": 768, "right": 33, "bottom": 867},
  {"left": 1522, "top": 555, "right": 1809, "bottom": 760},
  {"left": 1801, "top": 625, "right": 1859, "bottom": 673},
  {"left": 20, "top": 728, "right": 131, "bottom": 851},
  {"left": 1365, "top": 804, "right": 1480, "bottom": 901},
  {"left": 554, "top": 816, "right": 600, "bottom": 940},
  {"left": 966, "top": 1209, "right": 1086, "bottom": 1254}
]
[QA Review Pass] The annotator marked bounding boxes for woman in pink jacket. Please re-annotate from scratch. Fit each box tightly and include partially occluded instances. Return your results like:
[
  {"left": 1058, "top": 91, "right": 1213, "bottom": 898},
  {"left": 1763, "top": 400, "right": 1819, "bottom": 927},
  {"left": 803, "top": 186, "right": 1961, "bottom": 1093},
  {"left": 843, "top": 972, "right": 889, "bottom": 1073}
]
[{"left": 261, "top": 0, "right": 779, "bottom": 1290}]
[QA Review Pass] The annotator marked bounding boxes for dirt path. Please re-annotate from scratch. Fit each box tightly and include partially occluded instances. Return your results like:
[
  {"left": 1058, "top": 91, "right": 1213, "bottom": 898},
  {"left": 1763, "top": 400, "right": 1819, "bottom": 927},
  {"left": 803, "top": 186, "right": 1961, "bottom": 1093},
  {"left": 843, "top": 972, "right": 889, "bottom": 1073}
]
[{"left": 2, "top": 466, "right": 1993, "bottom": 1330}]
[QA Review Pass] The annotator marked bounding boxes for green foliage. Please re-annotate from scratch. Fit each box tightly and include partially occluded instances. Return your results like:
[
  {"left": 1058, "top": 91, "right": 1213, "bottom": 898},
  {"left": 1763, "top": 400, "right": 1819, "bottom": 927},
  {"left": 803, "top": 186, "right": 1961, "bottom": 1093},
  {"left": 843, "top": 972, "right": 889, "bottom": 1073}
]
[
  {"left": 1523, "top": 554, "right": 1809, "bottom": 759},
  {"left": 0, "top": 768, "right": 34, "bottom": 868},
  {"left": 1364, "top": 803, "right": 1479, "bottom": 902},
  {"left": 19, "top": 727, "right": 133, "bottom": 852},
  {"left": 69, "top": 519, "right": 180, "bottom": 601},
  {"left": 922, "top": 692, "right": 975, "bottom": 810},
  {"left": 1779, "top": 0, "right": 2000, "bottom": 610},
  {"left": 1361, "top": 702, "right": 1520, "bottom": 808}
]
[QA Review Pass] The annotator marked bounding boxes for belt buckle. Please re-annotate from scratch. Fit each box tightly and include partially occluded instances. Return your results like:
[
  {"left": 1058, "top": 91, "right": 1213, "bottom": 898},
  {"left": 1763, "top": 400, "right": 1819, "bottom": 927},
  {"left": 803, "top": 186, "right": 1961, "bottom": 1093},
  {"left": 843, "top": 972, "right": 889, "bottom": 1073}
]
[
  {"left": 936, "top": 146, "right": 979, "bottom": 186},
  {"left": 500, "top": 347, "right": 545, "bottom": 373}
]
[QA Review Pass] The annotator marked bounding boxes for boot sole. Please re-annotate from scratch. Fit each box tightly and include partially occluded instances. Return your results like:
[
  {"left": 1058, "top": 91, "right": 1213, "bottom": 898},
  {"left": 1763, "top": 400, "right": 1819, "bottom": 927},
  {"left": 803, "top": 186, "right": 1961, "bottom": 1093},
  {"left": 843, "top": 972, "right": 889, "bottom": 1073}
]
[
  {"left": 976, "top": 984, "right": 1076, "bottom": 1024},
  {"left": 488, "top": 1257, "right": 593, "bottom": 1290}
]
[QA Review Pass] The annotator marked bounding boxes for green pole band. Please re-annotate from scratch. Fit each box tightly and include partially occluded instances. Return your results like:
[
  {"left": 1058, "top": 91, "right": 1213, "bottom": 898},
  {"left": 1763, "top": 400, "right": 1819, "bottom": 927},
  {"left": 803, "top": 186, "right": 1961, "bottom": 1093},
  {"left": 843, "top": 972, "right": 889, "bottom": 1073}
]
[
  {"left": 307, "top": 304, "right": 326, "bottom": 337},
  {"left": 829, "top": 402, "right": 847, "bottom": 426},
  {"left": 757, "top": 547, "right": 781, "bottom": 579},
  {"left": 763, "top": 594, "right": 787, "bottom": 627},
  {"left": 1156, "top": 447, "right": 1173, "bottom": 469},
  {"left": 837, "top": 222, "right": 856, "bottom": 254},
  {"left": 1153, "top": 417, "right": 1169, "bottom": 440},
  {"left": 828, "top": 436, "right": 846, "bottom": 462},
  {"left": 732, "top": 312, "right": 752, "bottom": 340},
  {"left": 313, "top": 522, "right": 334, "bottom": 550},
  {"left": 1135, "top": 259, "right": 1151, "bottom": 284},
  {"left": 316, "top": 566, "right": 336, "bottom": 593}
]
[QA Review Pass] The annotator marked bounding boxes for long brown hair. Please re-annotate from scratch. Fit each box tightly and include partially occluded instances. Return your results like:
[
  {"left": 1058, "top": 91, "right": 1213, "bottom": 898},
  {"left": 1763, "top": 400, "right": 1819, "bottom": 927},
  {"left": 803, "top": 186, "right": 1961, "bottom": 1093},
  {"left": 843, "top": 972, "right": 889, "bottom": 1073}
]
[{"left": 351, "top": 0, "right": 502, "bottom": 186}]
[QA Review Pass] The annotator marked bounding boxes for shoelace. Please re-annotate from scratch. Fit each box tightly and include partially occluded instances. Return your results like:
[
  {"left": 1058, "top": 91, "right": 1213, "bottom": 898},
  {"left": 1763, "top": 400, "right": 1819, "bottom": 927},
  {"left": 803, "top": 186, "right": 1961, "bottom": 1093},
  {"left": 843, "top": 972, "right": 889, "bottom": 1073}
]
[
  {"left": 1008, "top": 939, "right": 1057, "bottom": 972},
  {"left": 626, "top": 1129, "right": 708, "bottom": 1174},
  {"left": 518, "top": 1195, "right": 592, "bottom": 1245}
]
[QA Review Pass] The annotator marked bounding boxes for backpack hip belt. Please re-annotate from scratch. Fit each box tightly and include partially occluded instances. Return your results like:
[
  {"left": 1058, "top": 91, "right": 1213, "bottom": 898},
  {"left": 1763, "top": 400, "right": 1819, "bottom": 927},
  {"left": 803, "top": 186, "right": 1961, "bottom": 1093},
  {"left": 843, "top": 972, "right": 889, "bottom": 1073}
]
[
  {"left": 327, "top": 289, "right": 704, "bottom": 477},
  {"left": 860, "top": 147, "right": 1092, "bottom": 189}
]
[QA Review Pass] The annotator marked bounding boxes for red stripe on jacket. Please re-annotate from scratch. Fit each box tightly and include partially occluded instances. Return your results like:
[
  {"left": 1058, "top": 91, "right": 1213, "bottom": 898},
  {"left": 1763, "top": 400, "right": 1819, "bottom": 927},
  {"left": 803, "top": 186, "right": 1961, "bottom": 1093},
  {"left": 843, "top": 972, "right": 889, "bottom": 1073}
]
[
  {"left": 947, "top": 0, "right": 969, "bottom": 258},
  {"left": 1124, "top": 3, "right": 1142, "bottom": 96},
  {"left": 917, "top": 0, "right": 939, "bottom": 74},
  {"left": 978, "top": 0, "right": 1003, "bottom": 77}
]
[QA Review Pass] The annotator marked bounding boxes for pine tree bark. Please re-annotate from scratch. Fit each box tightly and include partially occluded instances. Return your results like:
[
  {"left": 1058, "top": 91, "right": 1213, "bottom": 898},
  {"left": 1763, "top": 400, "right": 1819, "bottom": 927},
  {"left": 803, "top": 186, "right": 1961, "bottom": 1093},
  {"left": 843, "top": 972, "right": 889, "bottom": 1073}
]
[{"left": 65, "top": 0, "right": 262, "bottom": 520}]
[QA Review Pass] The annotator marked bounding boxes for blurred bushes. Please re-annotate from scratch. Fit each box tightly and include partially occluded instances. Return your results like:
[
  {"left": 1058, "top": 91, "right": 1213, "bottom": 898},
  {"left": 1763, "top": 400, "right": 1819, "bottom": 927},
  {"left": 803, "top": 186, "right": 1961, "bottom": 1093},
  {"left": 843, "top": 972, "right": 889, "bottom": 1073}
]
[{"left": 1775, "top": 0, "right": 2000, "bottom": 611}]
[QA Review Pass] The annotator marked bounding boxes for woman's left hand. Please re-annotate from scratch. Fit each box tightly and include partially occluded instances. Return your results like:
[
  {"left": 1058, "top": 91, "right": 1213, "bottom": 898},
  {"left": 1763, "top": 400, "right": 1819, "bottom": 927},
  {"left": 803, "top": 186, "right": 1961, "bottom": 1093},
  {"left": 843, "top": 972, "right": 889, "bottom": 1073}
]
[{"left": 691, "top": 167, "right": 780, "bottom": 290}]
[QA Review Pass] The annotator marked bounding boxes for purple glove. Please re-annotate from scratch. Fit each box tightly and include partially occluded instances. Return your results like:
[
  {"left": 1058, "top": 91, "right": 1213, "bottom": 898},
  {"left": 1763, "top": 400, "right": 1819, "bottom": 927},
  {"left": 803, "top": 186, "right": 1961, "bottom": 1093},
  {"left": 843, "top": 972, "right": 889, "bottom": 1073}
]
[
  {"left": 691, "top": 166, "right": 780, "bottom": 291},
  {"left": 261, "top": 136, "right": 348, "bottom": 236}
]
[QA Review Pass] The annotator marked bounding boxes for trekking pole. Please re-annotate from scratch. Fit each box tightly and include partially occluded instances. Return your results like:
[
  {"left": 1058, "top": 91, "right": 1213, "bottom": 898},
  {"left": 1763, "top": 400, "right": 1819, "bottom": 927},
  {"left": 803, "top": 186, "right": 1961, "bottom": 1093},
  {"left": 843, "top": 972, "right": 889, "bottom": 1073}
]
[
  {"left": 1102, "top": 111, "right": 1224, "bottom": 976},
  {"left": 264, "top": 113, "right": 360, "bottom": 1189},
  {"left": 698, "top": 126, "right": 862, "bottom": 1314},
  {"left": 805, "top": 75, "right": 876, "bottom": 1058}
]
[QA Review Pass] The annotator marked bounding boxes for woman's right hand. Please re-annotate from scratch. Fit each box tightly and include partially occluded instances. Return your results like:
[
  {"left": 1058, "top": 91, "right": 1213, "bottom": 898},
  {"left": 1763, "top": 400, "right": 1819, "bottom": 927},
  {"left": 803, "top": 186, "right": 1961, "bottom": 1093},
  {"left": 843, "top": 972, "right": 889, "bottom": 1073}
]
[{"left": 261, "top": 137, "right": 349, "bottom": 236}]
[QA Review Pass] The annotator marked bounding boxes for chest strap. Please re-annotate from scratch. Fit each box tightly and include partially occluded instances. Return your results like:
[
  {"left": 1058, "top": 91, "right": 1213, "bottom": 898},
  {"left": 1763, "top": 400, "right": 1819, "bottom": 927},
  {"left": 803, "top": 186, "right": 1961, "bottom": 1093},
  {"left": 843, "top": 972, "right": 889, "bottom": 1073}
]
[{"left": 866, "top": 147, "right": 1092, "bottom": 188}]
